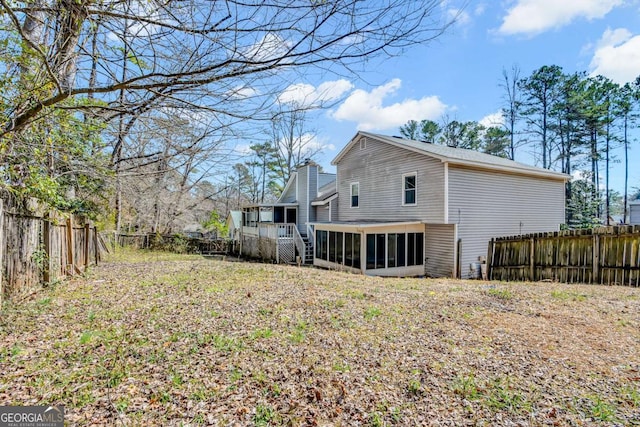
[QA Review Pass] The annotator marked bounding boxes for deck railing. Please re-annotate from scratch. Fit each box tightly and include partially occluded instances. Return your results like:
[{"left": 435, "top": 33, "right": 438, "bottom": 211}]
[
  {"left": 292, "top": 226, "right": 307, "bottom": 263},
  {"left": 242, "top": 223, "right": 304, "bottom": 263}
]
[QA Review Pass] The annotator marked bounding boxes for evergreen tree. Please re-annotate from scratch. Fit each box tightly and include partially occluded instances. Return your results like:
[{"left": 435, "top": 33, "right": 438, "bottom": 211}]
[
  {"left": 518, "top": 65, "right": 564, "bottom": 169},
  {"left": 482, "top": 127, "right": 510, "bottom": 158}
]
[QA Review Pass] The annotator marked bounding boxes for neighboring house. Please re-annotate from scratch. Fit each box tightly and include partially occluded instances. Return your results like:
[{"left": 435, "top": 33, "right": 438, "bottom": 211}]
[
  {"left": 240, "top": 132, "right": 569, "bottom": 278},
  {"left": 630, "top": 200, "right": 640, "bottom": 225}
]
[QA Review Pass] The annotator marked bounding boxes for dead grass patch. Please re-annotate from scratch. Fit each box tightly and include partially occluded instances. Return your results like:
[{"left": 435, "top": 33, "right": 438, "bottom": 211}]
[{"left": 1, "top": 249, "right": 639, "bottom": 425}]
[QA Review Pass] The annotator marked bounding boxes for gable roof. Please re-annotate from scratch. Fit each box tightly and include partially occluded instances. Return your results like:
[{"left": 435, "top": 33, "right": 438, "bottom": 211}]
[
  {"left": 318, "top": 172, "right": 336, "bottom": 188},
  {"left": 276, "top": 171, "right": 298, "bottom": 204},
  {"left": 227, "top": 210, "right": 242, "bottom": 228},
  {"left": 332, "top": 131, "right": 570, "bottom": 181}
]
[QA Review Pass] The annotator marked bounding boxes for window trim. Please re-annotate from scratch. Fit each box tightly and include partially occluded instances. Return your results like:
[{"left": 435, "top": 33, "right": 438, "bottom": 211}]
[
  {"left": 350, "top": 181, "right": 360, "bottom": 208},
  {"left": 402, "top": 172, "right": 417, "bottom": 206}
]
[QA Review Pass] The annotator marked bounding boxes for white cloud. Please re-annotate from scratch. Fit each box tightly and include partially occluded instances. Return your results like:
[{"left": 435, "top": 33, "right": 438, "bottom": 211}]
[
  {"left": 234, "top": 144, "right": 253, "bottom": 156},
  {"left": 479, "top": 111, "right": 505, "bottom": 128},
  {"left": 474, "top": 4, "right": 486, "bottom": 16},
  {"left": 590, "top": 28, "right": 640, "bottom": 83},
  {"left": 448, "top": 8, "right": 471, "bottom": 26},
  {"left": 498, "top": 0, "right": 624, "bottom": 36},
  {"left": 275, "top": 133, "right": 335, "bottom": 158},
  {"left": 304, "top": 134, "right": 336, "bottom": 153},
  {"left": 572, "top": 170, "right": 586, "bottom": 181},
  {"left": 330, "top": 79, "right": 447, "bottom": 131},
  {"left": 278, "top": 80, "right": 354, "bottom": 107},
  {"left": 243, "top": 33, "right": 292, "bottom": 62},
  {"left": 229, "top": 85, "right": 259, "bottom": 99}
]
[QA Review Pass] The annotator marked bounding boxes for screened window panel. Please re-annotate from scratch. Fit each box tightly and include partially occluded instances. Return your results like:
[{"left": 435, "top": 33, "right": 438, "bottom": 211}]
[
  {"left": 387, "top": 234, "right": 397, "bottom": 268},
  {"left": 376, "top": 234, "right": 385, "bottom": 269},
  {"left": 353, "top": 234, "right": 361, "bottom": 269},
  {"left": 366, "top": 234, "right": 376, "bottom": 269}
]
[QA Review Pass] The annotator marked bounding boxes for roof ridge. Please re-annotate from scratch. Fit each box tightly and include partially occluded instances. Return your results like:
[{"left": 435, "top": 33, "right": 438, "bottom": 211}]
[{"left": 356, "top": 131, "right": 569, "bottom": 180}]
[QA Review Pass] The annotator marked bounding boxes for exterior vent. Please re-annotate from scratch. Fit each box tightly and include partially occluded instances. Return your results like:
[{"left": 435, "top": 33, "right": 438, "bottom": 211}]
[{"left": 359, "top": 137, "right": 367, "bottom": 150}]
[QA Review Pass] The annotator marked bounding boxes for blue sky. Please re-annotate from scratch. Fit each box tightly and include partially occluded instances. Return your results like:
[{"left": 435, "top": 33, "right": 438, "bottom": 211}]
[{"left": 271, "top": 0, "right": 640, "bottom": 196}]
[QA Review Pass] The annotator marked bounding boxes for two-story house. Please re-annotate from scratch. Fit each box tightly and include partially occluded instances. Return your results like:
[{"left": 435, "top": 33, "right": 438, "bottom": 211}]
[{"left": 310, "top": 131, "right": 569, "bottom": 278}]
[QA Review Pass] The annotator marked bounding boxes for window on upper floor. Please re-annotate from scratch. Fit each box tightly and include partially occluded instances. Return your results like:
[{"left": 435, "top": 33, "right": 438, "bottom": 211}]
[
  {"left": 403, "top": 172, "right": 416, "bottom": 205},
  {"left": 350, "top": 182, "right": 359, "bottom": 207}
]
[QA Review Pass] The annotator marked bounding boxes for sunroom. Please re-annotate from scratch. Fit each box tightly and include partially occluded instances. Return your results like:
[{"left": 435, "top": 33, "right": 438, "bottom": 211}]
[{"left": 311, "top": 221, "right": 427, "bottom": 277}]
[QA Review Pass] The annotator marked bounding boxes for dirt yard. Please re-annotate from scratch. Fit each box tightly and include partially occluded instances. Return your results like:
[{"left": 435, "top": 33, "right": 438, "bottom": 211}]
[{"left": 1, "top": 250, "right": 639, "bottom": 426}]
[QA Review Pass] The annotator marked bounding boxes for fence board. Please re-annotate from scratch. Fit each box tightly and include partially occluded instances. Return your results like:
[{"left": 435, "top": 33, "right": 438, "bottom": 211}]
[
  {"left": 488, "top": 226, "right": 640, "bottom": 286},
  {"left": 0, "top": 198, "right": 103, "bottom": 301}
]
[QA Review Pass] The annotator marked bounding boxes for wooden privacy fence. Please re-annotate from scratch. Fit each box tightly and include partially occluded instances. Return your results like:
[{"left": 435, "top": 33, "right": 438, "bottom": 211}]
[
  {"left": 0, "top": 199, "right": 106, "bottom": 303},
  {"left": 488, "top": 225, "right": 640, "bottom": 285}
]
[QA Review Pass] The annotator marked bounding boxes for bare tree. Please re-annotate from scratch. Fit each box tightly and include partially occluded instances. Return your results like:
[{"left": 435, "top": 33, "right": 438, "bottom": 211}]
[
  {"left": 269, "top": 102, "right": 322, "bottom": 189},
  {"left": 117, "top": 112, "right": 231, "bottom": 233},
  {"left": 1, "top": 0, "right": 459, "bottom": 136},
  {"left": 500, "top": 64, "right": 522, "bottom": 160}
]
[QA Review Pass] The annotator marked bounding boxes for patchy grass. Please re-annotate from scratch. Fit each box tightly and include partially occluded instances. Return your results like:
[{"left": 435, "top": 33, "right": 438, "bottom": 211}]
[
  {"left": 486, "top": 286, "right": 514, "bottom": 300},
  {"left": 551, "top": 289, "right": 588, "bottom": 302},
  {"left": 1, "top": 250, "right": 639, "bottom": 425}
]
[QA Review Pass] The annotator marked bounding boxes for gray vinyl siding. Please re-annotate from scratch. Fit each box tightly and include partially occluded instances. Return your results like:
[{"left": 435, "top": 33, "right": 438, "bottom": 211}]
[
  {"left": 297, "top": 167, "right": 308, "bottom": 235},
  {"left": 337, "top": 137, "right": 445, "bottom": 222},
  {"left": 424, "top": 224, "right": 456, "bottom": 278},
  {"left": 330, "top": 199, "right": 338, "bottom": 221},
  {"left": 315, "top": 205, "right": 330, "bottom": 222},
  {"left": 631, "top": 202, "right": 640, "bottom": 225},
  {"left": 308, "top": 165, "right": 318, "bottom": 226},
  {"left": 448, "top": 166, "right": 565, "bottom": 279}
]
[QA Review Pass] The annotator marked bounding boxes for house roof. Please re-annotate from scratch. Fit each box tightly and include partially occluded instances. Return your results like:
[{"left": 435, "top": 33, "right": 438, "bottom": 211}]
[
  {"left": 309, "top": 220, "right": 423, "bottom": 228},
  {"left": 227, "top": 210, "right": 242, "bottom": 228},
  {"left": 276, "top": 171, "right": 298, "bottom": 204},
  {"left": 311, "top": 192, "right": 338, "bottom": 206},
  {"left": 316, "top": 180, "right": 337, "bottom": 198},
  {"left": 332, "top": 131, "right": 570, "bottom": 181},
  {"left": 318, "top": 172, "right": 337, "bottom": 188}
]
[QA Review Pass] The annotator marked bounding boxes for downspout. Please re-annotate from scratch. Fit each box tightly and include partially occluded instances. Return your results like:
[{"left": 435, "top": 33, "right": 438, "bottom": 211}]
[
  {"left": 443, "top": 162, "right": 449, "bottom": 224},
  {"left": 357, "top": 227, "right": 365, "bottom": 275},
  {"left": 306, "top": 166, "right": 310, "bottom": 232}
]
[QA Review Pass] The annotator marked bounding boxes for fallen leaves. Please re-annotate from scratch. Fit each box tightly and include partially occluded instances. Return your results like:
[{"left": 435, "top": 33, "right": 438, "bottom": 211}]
[{"left": 0, "top": 250, "right": 639, "bottom": 425}]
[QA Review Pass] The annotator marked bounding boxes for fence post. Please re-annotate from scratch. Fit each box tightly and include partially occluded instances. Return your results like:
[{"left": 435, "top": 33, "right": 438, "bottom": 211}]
[
  {"left": 84, "top": 223, "right": 90, "bottom": 270},
  {"left": 94, "top": 226, "right": 99, "bottom": 265},
  {"left": 486, "top": 238, "right": 494, "bottom": 281},
  {"left": 456, "top": 238, "right": 462, "bottom": 279},
  {"left": 0, "top": 200, "right": 4, "bottom": 306},
  {"left": 592, "top": 233, "right": 600, "bottom": 284},
  {"left": 529, "top": 237, "right": 535, "bottom": 281},
  {"left": 66, "top": 217, "right": 74, "bottom": 275},
  {"left": 43, "top": 216, "right": 51, "bottom": 284}
]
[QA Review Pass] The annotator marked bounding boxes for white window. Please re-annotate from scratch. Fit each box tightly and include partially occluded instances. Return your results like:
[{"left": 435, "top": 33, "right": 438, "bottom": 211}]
[
  {"left": 403, "top": 172, "right": 417, "bottom": 205},
  {"left": 350, "top": 182, "right": 359, "bottom": 208}
]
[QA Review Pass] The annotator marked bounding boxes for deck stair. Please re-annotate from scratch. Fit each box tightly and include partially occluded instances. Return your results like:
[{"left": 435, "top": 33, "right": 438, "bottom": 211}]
[{"left": 301, "top": 235, "right": 314, "bottom": 264}]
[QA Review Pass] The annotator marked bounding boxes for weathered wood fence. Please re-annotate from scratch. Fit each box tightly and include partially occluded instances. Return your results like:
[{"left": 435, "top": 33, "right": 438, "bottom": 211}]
[
  {"left": 488, "top": 226, "right": 640, "bottom": 285},
  {"left": 104, "top": 232, "right": 234, "bottom": 255},
  {"left": 0, "top": 199, "right": 106, "bottom": 303}
]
